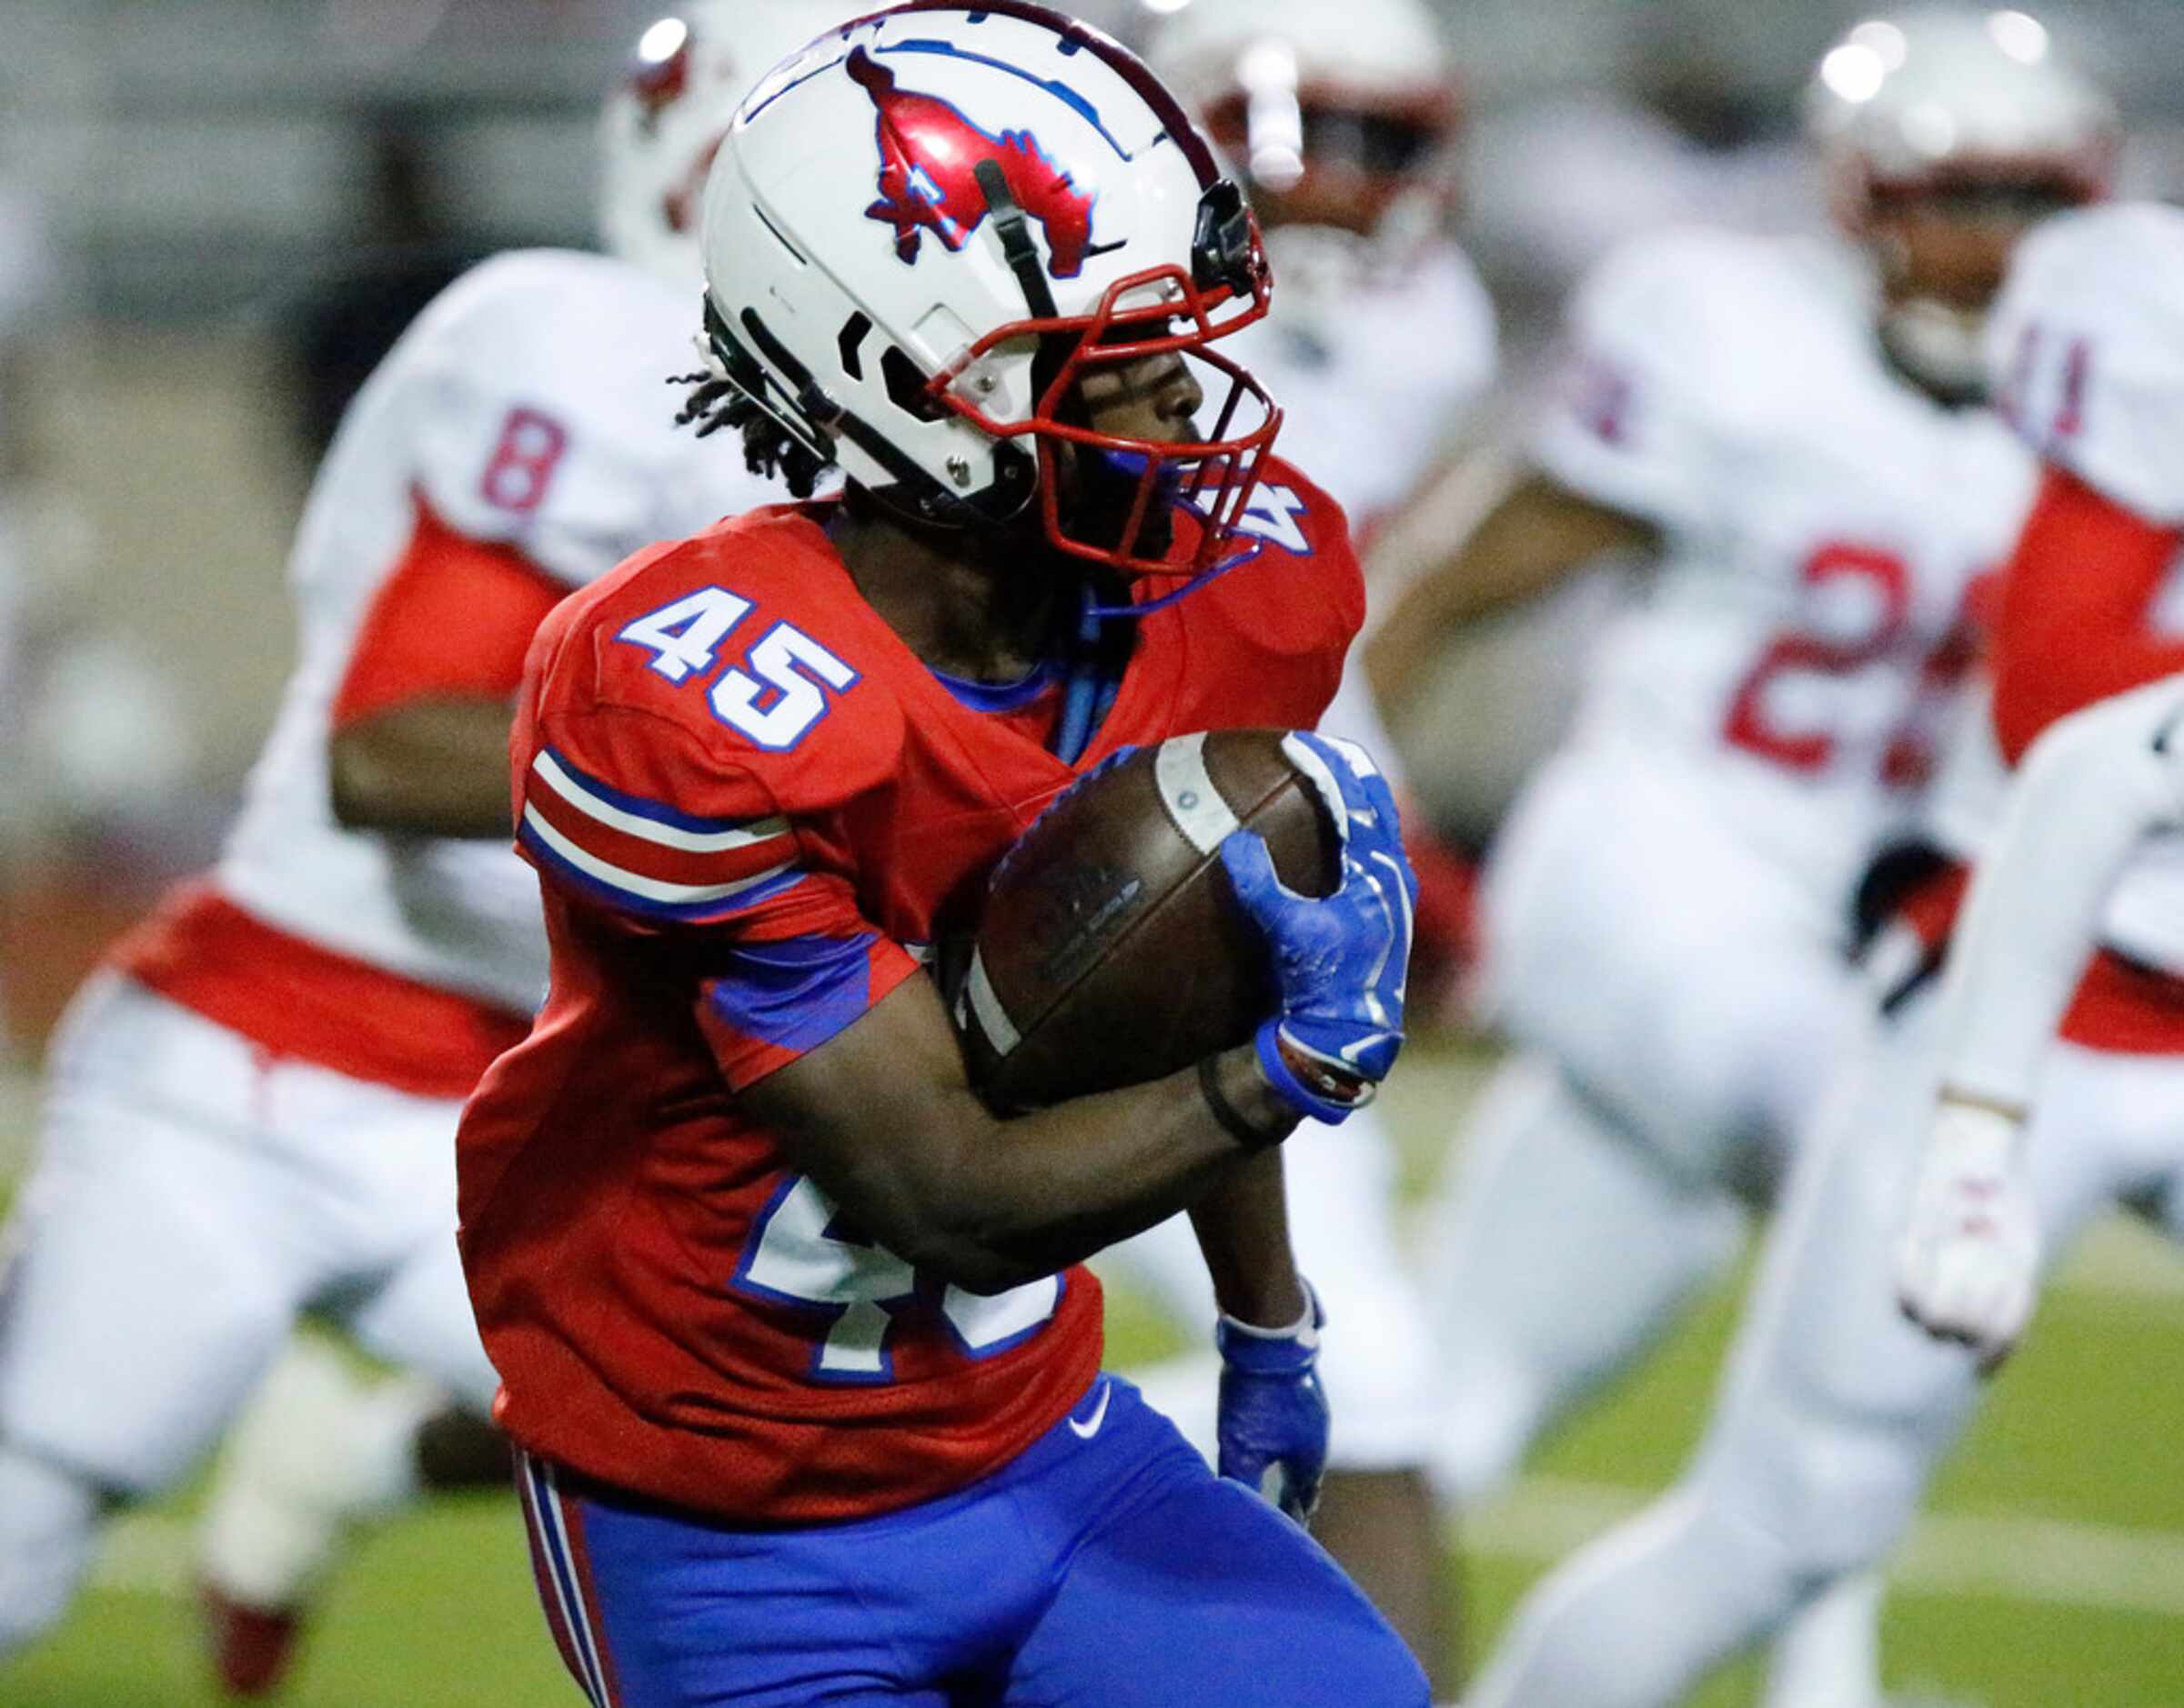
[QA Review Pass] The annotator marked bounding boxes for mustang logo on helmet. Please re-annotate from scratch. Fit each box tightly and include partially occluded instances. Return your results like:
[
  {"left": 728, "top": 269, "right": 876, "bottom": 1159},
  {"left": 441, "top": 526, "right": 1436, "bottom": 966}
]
[{"left": 849, "top": 46, "right": 1095, "bottom": 278}]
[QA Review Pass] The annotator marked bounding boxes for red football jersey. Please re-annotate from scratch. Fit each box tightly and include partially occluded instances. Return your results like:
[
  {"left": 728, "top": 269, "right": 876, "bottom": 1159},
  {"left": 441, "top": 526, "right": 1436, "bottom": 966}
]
[{"left": 457, "top": 462, "right": 1362, "bottom": 1524}]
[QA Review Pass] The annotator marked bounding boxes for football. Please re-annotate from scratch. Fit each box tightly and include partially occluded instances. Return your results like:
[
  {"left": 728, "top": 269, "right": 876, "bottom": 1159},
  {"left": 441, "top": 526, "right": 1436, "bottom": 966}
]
[{"left": 955, "top": 728, "right": 1342, "bottom": 1110}]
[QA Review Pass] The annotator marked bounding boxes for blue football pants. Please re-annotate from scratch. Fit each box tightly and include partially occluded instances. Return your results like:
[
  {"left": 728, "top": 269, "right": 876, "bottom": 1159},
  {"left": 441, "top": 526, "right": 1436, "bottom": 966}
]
[{"left": 516, "top": 1375, "right": 1427, "bottom": 1707}]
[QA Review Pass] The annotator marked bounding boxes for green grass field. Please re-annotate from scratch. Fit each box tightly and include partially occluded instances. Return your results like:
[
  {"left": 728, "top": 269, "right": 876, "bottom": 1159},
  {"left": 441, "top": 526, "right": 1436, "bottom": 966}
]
[{"left": 5, "top": 1040, "right": 2183, "bottom": 1705}]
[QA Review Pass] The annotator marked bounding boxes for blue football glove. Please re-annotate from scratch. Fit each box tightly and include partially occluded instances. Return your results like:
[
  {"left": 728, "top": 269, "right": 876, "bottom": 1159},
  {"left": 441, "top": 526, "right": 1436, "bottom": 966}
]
[
  {"left": 1214, "top": 1281, "right": 1329, "bottom": 1526},
  {"left": 1219, "top": 731, "right": 1418, "bottom": 1124}
]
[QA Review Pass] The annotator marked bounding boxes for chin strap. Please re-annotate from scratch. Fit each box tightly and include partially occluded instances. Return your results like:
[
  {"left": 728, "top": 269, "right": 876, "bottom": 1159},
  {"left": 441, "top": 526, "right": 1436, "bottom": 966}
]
[
  {"left": 1053, "top": 588, "right": 1115, "bottom": 764},
  {"left": 974, "top": 159, "right": 1061, "bottom": 322}
]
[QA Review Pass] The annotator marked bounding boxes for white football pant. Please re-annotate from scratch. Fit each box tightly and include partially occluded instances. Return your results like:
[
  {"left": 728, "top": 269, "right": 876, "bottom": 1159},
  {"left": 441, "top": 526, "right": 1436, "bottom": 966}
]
[
  {"left": 1427, "top": 741, "right": 1893, "bottom": 1707},
  {"left": 1428, "top": 741, "right": 1869, "bottom": 1504},
  {"left": 1422, "top": 1051, "right": 1746, "bottom": 1502},
  {"left": 1466, "top": 980, "right": 2184, "bottom": 1706},
  {"left": 0, "top": 973, "right": 498, "bottom": 1656}
]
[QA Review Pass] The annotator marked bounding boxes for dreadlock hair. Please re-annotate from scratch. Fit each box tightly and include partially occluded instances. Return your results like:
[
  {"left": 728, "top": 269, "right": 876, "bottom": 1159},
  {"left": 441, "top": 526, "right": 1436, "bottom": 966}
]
[{"left": 669, "top": 367, "right": 832, "bottom": 500}]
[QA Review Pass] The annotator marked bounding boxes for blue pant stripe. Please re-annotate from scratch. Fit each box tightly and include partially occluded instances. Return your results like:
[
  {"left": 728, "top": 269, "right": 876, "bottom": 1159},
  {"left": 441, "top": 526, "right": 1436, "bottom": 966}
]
[{"left": 524, "top": 1452, "right": 609, "bottom": 1707}]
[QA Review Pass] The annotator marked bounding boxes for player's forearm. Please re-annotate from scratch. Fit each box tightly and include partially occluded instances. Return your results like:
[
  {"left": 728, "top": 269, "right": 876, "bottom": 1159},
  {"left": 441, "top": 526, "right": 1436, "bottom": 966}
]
[
  {"left": 1363, "top": 467, "right": 1651, "bottom": 724},
  {"left": 750, "top": 980, "right": 1301, "bottom": 1294},
  {"left": 1938, "top": 682, "right": 2184, "bottom": 1110},
  {"left": 925, "top": 1045, "right": 1301, "bottom": 1294},
  {"left": 1186, "top": 1149, "right": 1308, "bottom": 1328},
  {"left": 327, "top": 698, "right": 518, "bottom": 839}
]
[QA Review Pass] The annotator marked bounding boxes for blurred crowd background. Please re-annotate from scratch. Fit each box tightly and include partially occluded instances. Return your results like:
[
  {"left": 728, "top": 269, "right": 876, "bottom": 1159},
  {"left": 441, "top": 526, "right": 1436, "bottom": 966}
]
[{"left": 2, "top": 0, "right": 2182, "bottom": 1067}]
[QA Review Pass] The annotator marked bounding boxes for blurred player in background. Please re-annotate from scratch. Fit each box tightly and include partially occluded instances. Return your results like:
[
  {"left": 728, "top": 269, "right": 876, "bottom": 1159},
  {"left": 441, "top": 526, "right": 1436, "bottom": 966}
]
[
  {"left": 1464, "top": 197, "right": 2184, "bottom": 1708},
  {"left": 458, "top": 5, "right": 1426, "bottom": 1701},
  {"left": 0, "top": 2, "right": 847, "bottom": 1690},
  {"left": 1365, "top": 8, "right": 2113, "bottom": 1703},
  {"left": 1144, "top": 0, "right": 1495, "bottom": 527},
  {"left": 1100, "top": 0, "right": 1491, "bottom": 1680}
]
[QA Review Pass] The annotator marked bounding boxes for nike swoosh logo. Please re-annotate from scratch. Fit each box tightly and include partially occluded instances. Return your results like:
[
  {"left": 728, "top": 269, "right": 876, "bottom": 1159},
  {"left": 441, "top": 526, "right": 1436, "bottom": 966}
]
[{"left": 1067, "top": 1379, "right": 1112, "bottom": 1440}]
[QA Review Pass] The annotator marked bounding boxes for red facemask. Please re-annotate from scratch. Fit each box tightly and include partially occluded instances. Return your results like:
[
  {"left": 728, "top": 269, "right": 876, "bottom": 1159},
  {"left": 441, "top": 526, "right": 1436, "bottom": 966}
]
[{"left": 927, "top": 212, "right": 1284, "bottom": 585}]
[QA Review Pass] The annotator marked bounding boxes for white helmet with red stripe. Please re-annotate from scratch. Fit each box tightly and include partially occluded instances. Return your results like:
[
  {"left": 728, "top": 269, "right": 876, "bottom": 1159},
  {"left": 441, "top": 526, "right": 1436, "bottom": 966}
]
[
  {"left": 599, "top": 2, "right": 864, "bottom": 290},
  {"left": 1807, "top": 6, "right": 2118, "bottom": 396},
  {"left": 695, "top": 1, "right": 1280, "bottom": 582}
]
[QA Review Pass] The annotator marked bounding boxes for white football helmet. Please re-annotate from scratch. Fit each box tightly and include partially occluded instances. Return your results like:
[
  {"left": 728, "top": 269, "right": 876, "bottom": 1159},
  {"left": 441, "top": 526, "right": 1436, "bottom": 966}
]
[
  {"left": 599, "top": 2, "right": 863, "bottom": 290},
  {"left": 1143, "top": 0, "right": 1460, "bottom": 364},
  {"left": 1145, "top": 0, "right": 1458, "bottom": 231},
  {"left": 699, "top": 1, "right": 1280, "bottom": 580},
  {"left": 1807, "top": 6, "right": 2118, "bottom": 397}
]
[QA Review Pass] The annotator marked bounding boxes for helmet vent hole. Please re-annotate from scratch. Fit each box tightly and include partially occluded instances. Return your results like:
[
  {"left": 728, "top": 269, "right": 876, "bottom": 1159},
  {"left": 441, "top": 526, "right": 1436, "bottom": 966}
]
[
  {"left": 839, "top": 313, "right": 872, "bottom": 381},
  {"left": 882, "top": 347, "right": 948, "bottom": 424}
]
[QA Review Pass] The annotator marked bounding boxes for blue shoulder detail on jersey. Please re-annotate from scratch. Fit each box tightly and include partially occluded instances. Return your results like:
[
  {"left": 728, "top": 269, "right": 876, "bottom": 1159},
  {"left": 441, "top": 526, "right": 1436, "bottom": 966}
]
[{"left": 702, "top": 931, "right": 884, "bottom": 1054}]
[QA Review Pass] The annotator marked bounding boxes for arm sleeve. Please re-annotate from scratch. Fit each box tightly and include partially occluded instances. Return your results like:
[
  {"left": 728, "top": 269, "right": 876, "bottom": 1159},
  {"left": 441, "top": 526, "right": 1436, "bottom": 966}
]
[
  {"left": 1988, "top": 465, "right": 2184, "bottom": 764},
  {"left": 692, "top": 881, "right": 922, "bottom": 1092},
  {"left": 330, "top": 493, "right": 569, "bottom": 728},
  {"left": 516, "top": 702, "right": 919, "bottom": 1087},
  {"left": 1937, "top": 675, "right": 2184, "bottom": 1110}
]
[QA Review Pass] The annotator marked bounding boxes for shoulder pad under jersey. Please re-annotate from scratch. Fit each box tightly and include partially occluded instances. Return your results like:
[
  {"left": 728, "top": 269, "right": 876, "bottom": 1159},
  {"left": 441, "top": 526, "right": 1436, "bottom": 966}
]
[
  {"left": 1990, "top": 204, "right": 2184, "bottom": 527},
  {"left": 1529, "top": 227, "right": 1841, "bottom": 532},
  {"left": 546, "top": 507, "right": 910, "bottom": 822},
  {"left": 397, "top": 248, "right": 777, "bottom": 587}
]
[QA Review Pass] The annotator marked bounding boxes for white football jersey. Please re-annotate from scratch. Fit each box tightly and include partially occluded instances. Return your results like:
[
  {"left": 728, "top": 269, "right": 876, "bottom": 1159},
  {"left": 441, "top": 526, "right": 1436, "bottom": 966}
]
[
  {"left": 1992, "top": 203, "right": 2184, "bottom": 527},
  {"left": 216, "top": 249, "right": 780, "bottom": 1012},
  {"left": 1927, "top": 203, "right": 2184, "bottom": 975},
  {"left": 1533, "top": 227, "right": 2037, "bottom": 914},
  {"left": 1229, "top": 236, "right": 1496, "bottom": 534},
  {"left": 1236, "top": 235, "right": 1495, "bottom": 791}
]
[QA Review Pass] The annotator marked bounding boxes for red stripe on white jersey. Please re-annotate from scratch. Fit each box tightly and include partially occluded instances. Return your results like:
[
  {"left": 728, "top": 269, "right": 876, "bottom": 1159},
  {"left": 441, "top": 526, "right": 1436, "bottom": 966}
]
[{"left": 108, "top": 881, "right": 528, "bottom": 1100}]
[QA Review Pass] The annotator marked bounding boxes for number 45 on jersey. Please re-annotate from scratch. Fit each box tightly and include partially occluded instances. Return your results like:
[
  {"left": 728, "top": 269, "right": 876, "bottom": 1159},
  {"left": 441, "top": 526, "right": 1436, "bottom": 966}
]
[{"left": 618, "top": 587, "right": 860, "bottom": 752}]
